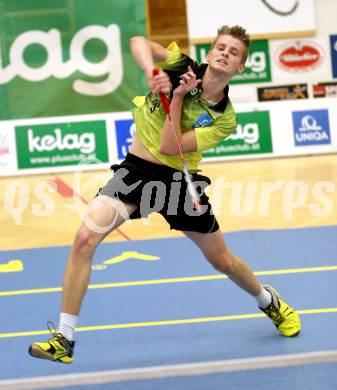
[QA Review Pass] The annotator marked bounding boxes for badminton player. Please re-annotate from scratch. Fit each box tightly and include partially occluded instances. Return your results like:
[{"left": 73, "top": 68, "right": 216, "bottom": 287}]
[{"left": 28, "top": 25, "right": 301, "bottom": 363}]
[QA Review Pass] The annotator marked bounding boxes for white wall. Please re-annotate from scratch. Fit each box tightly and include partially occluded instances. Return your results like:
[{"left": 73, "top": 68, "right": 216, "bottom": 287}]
[
  {"left": 187, "top": 0, "right": 316, "bottom": 41},
  {"left": 227, "top": 0, "right": 337, "bottom": 103},
  {"left": 316, "top": 0, "right": 337, "bottom": 35}
]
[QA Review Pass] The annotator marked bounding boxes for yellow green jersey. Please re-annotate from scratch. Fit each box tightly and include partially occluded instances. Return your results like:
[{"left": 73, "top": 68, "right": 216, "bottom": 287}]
[{"left": 132, "top": 42, "right": 237, "bottom": 171}]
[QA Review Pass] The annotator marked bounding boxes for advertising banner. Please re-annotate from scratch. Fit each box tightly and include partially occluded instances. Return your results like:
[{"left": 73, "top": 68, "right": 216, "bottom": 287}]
[
  {"left": 0, "top": 127, "right": 17, "bottom": 174},
  {"left": 312, "top": 81, "right": 337, "bottom": 98},
  {"left": 0, "top": 0, "right": 147, "bottom": 120},
  {"left": 312, "top": 82, "right": 337, "bottom": 98},
  {"left": 270, "top": 37, "right": 331, "bottom": 83},
  {"left": 330, "top": 34, "right": 337, "bottom": 78},
  {"left": 15, "top": 120, "right": 109, "bottom": 169},
  {"left": 292, "top": 109, "right": 331, "bottom": 147},
  {"left": 1, "top": 98, "right": 337, "bottom": 177},
  {"left": 203, "top": 111, "right": 273, "bottom": 158},
  {"left": 257, "top": 84, "right": 308, "bottom": 101},
  {"left": 114, "top": 119, "right": 137, "bottom": 160}
]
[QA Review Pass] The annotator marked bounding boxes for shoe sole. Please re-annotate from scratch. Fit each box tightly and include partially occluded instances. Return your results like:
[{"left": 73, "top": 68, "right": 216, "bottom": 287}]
[
  {"left": 289, "top": 330, "right": 301, "bottom": 337},
  {"left": 28, "top": 345, "right": 72, "bottom": 364}
]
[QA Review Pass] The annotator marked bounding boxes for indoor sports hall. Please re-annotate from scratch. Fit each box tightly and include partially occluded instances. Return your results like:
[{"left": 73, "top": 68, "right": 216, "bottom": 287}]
[{"left": 1, "top": 1, "right": 337, "bottom": 389}]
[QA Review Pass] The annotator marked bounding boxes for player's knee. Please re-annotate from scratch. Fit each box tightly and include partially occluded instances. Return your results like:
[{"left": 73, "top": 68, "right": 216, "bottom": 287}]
[
  {"left": 208, "top": 248, "right": 235, "bottom": 275},
  {"left": 73, "top": 226, "right": 99, "bottom": 255}
]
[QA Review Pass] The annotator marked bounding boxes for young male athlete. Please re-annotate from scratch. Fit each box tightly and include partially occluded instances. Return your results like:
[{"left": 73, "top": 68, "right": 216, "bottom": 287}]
[{"left": 29, "top": 25, "right": 301, "bottom": 364}]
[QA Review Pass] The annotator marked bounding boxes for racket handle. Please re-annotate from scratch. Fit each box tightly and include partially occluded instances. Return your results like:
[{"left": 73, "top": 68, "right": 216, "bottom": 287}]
[{"left": 152, "top": 67, "right": 170, "bottom": 114}]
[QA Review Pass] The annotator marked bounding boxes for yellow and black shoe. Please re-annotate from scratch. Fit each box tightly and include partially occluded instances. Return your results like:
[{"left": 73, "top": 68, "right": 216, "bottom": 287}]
[
  {"left": 260, "top": 285, "right": 301, "bottom": 337},
  {"left": 28, "top": 322, "right": 75, "bottom": 364}
]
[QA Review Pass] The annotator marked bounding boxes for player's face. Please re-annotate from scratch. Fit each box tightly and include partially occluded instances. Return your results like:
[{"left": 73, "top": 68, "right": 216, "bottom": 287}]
[{"left": 206, "top": 35, "right": 246, "bottom": 77}]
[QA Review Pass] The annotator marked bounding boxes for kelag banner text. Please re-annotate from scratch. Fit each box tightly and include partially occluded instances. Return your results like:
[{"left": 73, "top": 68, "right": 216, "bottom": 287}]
[{"left": 0, "top": 0, "right": 147, "bottom": 120}]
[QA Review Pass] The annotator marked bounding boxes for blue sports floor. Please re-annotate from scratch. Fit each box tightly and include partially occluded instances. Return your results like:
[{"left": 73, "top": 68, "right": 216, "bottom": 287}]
[{"left": 1, "top": 226, "right": 337, "bottom": 389}]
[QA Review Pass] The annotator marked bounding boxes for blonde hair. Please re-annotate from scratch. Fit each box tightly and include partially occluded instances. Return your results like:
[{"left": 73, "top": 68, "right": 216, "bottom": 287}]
[{"left": 211, "top": 25, "right": 250, "bottom": 63}]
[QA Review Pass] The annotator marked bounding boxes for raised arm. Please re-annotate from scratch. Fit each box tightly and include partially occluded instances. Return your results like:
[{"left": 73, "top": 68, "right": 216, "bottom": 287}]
[
  {"left": 130, "top": 36, "right": 170, "bottom": 94},
  {"left": 130, "top": 37, "right": 199, "bottom": 156}
]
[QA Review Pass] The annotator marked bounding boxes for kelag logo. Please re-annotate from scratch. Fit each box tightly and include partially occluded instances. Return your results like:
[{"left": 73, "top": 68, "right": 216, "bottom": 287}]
[
  {"left": 0, "top": 25, "right": 122, "bottom": 96},
  {"left": 115, "top": 119, "right": 136, "bottom": 159},
  {"left": 330, "top": 35, "right": 337, "bottom": 78},
  {"left": 203, "top": 111, "right": 273, "bottom": 158},
  {"left": 292, "top": 109, "right": 330, "bottom": 146},
  {"left": 0, "top": 0, "right": 147, "bottom": 120},
  {"left": 231, "top": 40, "right": 272, "bottom": 84},
  {"left": 15, "top": 120, "right": 109, "bottom": 168}
]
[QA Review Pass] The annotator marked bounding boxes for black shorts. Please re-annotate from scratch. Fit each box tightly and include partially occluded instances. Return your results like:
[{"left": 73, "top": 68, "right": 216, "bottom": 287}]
[{"left": 99, "top": 153, "right": 219, "bottom": 233}]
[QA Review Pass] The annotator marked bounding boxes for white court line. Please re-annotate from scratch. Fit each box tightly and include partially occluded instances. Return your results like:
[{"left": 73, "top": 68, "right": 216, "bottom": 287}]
[{"left": 0, "top": 350, "right": 337, "bottom": 389}]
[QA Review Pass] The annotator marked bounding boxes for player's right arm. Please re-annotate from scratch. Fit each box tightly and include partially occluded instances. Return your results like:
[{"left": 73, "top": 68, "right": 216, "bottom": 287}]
[{"left": 130, "top": 36, "right": 170, "bottom": 94}]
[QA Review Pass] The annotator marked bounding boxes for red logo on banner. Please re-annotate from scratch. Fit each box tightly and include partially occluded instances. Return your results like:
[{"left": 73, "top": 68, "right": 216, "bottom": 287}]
[
  {"left": 0, "top": 135, "right": 9, "bottom": 156},
  {"left": 276, "top": 41, "right": 323, "bottom": 72}
]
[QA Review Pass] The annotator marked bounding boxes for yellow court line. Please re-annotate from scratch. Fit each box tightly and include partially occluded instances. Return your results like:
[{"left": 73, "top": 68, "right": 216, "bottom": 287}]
[
  {"left": 1, "top": 307, "right": 337, "bottom": 339},
  {"left": 1, "top": 265, "right": 337, "bottom": 297}
]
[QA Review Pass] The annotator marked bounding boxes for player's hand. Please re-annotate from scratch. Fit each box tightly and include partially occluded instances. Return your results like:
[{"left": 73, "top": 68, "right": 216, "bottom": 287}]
[
  {"left": 147, "top": 69, "right": 171, "bottom": 94},
  {"left": 173, "top": 66, "right": 201, "bottom": 97}
]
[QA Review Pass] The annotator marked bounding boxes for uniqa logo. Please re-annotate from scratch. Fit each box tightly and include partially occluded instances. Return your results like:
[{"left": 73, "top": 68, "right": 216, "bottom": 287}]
[
  {"left": 0, "top": 25, "right": 123, "bottom": 96},
  {"left": 298, "top": 115, "right": 322, "bottom": 132},
  {"left": 294, "top": 114, "right": 330, "bottom": 143}
]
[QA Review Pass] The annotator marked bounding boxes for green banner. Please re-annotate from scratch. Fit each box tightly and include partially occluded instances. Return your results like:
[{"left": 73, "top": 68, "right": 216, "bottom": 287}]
[
  {"left": 15, "top": 120, "right": 109, "bottom": 168},
  {"left": 203, "top": 111, "right": 273, "bottom": 158},
  {"left": 0, "top": 0, "right": 147, "bottom": 120},
  {"left": 194, "top": 40, "right": 271, "bottom": 84}
]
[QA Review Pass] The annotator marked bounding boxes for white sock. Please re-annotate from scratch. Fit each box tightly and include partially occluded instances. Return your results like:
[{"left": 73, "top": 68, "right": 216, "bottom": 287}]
[
  {"left": 255, "top": 286, "right": 272, "bottom": 309},
  {"left": 58, "top": 312, "right": 78, "bottom": 341}
]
